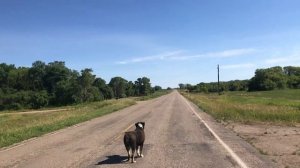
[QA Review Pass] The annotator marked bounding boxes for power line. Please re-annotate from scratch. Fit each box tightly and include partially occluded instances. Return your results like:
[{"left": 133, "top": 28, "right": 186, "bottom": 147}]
[{"left": 217, "top": 64, "right": 220, "bottom": 95}]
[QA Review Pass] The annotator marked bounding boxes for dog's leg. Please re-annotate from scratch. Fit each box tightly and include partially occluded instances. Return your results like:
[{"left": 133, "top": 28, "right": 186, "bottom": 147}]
[
  {"left": 127, "top": 148, "right": 131, "bottom": 162},
  {"left": 137, "top": 146, "right": 140, "bottom": 157},
  {"left": 131, "top": 150, "right": 136, "bottom": 163},
  {"left": 131, "top": 146, "right": 136, "bottom": 163},
  {"left": 140, "top": 144, "right": 144, "bottom": 158},
  {"left": 125, "top": 145, "right": 131, "bottom": 162}
]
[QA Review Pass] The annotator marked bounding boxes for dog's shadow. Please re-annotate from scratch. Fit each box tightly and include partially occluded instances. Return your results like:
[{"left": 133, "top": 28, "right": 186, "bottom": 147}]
[{"left": 96, "top": 155, "right": 128, "bottom": 165}]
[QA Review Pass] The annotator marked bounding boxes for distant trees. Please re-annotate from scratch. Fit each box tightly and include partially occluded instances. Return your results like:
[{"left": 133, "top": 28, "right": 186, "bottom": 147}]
[
  {"left": 248, "top": 66, "right": 287, "bottom": 91},
  {"left": 178, "top": 83, "right": 186, "bottom": 90},
  {"left": 28, "top": 61, "right": 46, "bottom": 91},
  {"left": 93, "top": 77, "right": 113, "bottom": 99},
  {"left": 135, "top": 77, "right": 151, "bottom": 96},
  {"left": 75, "top": 68, "right": 102, "bottom": 102},
  {"left": 154, "top": 85, "right": 162, "bottom": 91},
  {"left": 108, "top": 76, "right": 153, "bottom": 98},
  {"left": 0, "top": 61, "right": 162, "bottom": 110},
  {"left": 284, "top": 66, "right": 300, "bottom": 88},
  {"left": 248, "top": 66, "right": 300, "bottom": 91},
  {"left": 179, "top": 66, "right": 300, "bottom": 93},
  {"left": 109, "top": 77, "right": 128, "bottom": 99}
]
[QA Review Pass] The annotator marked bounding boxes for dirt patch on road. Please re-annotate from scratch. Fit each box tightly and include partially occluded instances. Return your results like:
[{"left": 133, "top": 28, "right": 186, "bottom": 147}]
[{"left": 224, "top": 122, "right": 300, "bottom": 168}]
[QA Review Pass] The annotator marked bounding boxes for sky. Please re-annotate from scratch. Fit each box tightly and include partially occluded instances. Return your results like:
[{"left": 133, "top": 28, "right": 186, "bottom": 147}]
[{"left": 1, "top": 0, "right": 300, "bottom": 88}]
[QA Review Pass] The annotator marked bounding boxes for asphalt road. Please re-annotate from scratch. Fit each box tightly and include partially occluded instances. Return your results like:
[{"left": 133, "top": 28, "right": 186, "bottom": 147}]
[{"left": 0, "top": 91, "right": 274, "bottom": 168}]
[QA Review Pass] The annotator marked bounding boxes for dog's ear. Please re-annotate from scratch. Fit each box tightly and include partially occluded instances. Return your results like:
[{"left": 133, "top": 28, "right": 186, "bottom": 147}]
[
  {"left": 135, "top": 122, "right": 139, "bottom": 128},
  {"left": 135, "top": 122, "right": 144, "bottom": 129},
  {"left": 141, "top": 122, "right": 145, "bottom": 128}
]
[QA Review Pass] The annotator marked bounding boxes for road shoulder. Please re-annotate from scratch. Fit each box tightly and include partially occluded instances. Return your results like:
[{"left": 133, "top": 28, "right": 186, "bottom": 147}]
[
  {"left": 225, "top": 122, "right": 300, "bottom": 168},
  {"left": 185, "top": 99, "right": 276, "bottom": 168}
]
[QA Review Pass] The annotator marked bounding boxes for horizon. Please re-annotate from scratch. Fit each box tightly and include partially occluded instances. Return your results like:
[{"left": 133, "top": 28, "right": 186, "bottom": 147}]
[
  {"left": 1, "top": 60, "right": 294, "bottom": 89},
  {"left": 1, "top": 0, "right": 300, "bottom": 88}
]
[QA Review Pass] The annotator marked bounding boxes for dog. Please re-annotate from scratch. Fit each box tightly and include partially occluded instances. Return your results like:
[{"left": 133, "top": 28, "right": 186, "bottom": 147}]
[{"left": 123, "top": 122, "right": 145, "bottom": 163}]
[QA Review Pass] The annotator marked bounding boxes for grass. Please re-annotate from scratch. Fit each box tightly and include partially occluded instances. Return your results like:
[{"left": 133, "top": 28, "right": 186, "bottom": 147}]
[
  {"left": 181, "top": 89, "right": 300, "bottom": 124},
  {"left": 0, "top": 99, "right": 136, "bottom": 148}
]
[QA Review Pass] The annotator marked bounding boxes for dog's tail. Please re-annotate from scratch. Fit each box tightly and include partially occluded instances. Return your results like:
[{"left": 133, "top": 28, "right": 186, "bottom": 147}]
[
  {"left": 124, "top": 133, "right": 129, "bottom": 143},
  {"left": 124, "top": 132, "right": 137, "bottom": 150},
  {"left": 123, "top": 133, "right": 131, "bottom": 150}
]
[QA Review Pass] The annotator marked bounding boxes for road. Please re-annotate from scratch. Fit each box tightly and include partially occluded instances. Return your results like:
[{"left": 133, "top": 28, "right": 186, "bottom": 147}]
[{"left": 0, "top": 91, "right": 274, "bottom": 168}]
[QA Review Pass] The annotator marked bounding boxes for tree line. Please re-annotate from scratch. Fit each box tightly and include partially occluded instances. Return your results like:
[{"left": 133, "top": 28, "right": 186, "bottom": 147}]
[
  {"left": 0, "top": 61, "right": 162, "bottom": 110},
  {"left": 179, "top": 66, "right": 300, "bottom": 93}
]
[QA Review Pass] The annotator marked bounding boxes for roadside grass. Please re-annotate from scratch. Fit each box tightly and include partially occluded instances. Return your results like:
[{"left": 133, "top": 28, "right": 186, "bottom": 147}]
[
  {"left": 0, "top": 106, "right": 73, "bottom": 114},
  {"left": 0, "top": 99, "right": 135, "bottom": 148},
  {"left": 181, "top": 89, "right": 300, "bottom": 124},
  {"left": 134, "top": 90, "right": 171, "bottom": 101}
]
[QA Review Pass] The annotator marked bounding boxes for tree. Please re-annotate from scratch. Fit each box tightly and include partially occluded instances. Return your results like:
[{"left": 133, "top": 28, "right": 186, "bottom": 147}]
[
  {"left": 28, "top": 61, "right": 46, "bottom": 91},
  {"left": 196, "top": 83, "right": 208, "bottom": 92},
  {"left": 135, "top": 77, "right": 151, "bottom": 96},
  {"left": 75, "top": 68, "right": 101, "bottom": 102},
  {"left": 154, "top": 85, "right": 162, "bottom": 91},
  {"left": 109, "top": 77, "right": 128, "bottom": 98},
  {"left": 44, "top": 61, "right": 71, "bottom": 94},
  {"left": 186, "top": 84, "right": 193, "bottom": 92},
  {"left": 227, "top": 80, "right": 248, "bottom": 91},
  {"left": 0, "top": 63, "right": 16, "bottom": 89},
  {"left": 248, "top": 66, "right": 287, "bottom": 91},
  {"left": 15, "top": 67, "right": 30, "bottom": 91},
  {"left": 93, "top": 78, "right": 114, "bottom": 99},
  {"left": 126, "top": 81, "right": 135, "bottom": 97},
  {"left": 54, "top": 77, "right": 78, "bottom": 105},
  {"left": 0, "top": 60, "right": 162, "bottom": 111},
  {"left": 284, "top": 66, "right": 300, "bottom": 88},
  {"left": 7, "top": 69, "right": 18, "bottom": 89},
  {"left": 178, "top": 83, "right": 186, "bottom": 89},
  {"left": 30, "top": 90, "right": 49, "bottom": 109}
]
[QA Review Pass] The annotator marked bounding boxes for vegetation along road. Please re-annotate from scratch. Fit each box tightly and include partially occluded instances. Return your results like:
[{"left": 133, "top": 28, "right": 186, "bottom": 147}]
[
  {"left": 0, "top": 91, "right": 274, "bottom": 168},
  {"left": 182, "top": 89, "right": 300, "bottom": 168}
]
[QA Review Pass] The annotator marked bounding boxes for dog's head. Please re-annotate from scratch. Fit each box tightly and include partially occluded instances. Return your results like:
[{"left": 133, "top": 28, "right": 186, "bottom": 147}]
[{"left": 135, "top": 122, "right": 145, "bottom": 130}]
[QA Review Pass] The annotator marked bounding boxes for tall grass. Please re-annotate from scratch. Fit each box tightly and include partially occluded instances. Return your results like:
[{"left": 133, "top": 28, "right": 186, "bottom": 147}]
[
  {"left": 181, "top": 89, "right": 300, "bottom": 124},
  {"left": 0, "top": 99, "right": 135, "bottom": 148}
]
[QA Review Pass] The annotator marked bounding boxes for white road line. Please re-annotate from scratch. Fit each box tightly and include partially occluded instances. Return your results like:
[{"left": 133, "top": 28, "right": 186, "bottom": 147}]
[{"left": 181, "top": 95, "right": 249, "bottom": 168}]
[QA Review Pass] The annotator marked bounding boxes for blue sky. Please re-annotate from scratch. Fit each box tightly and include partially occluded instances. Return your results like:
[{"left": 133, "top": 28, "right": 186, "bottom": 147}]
[{"left": 1, "top": 0, "right": 300, "bottom": 88}]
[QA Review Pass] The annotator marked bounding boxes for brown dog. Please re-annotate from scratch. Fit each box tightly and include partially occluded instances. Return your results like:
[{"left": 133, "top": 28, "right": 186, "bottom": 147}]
[{"left": 123, "top": 122, "right": 145, "bottom": 163}]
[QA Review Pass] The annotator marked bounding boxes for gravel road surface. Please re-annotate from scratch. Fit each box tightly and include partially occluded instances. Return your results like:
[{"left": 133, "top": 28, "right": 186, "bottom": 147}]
[{"left": 0, "top": 91, "right": 274, "bottom": 168}]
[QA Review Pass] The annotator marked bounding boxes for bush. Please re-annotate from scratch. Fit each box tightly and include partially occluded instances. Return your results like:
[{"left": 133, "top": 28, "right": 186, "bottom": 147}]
[
  {"left": 8, "top": 103, "right": 22, "bottom": 110},
  {"left": 30, "top": 91, "right": 49, "bottom": 109}
]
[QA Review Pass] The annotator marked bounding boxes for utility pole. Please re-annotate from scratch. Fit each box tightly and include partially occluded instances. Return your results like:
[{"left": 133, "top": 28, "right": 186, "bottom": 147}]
[{"left": 217, "top": 64, "right": 220, "bottom": 95}]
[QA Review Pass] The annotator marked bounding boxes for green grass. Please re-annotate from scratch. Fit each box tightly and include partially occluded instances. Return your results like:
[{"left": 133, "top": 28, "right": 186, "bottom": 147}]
[
  {"left": 181, "top": 89, "right": 300, "bottom": 124},
  {"left": 0, "top": 99, "right": 135, "bottom": 148}
]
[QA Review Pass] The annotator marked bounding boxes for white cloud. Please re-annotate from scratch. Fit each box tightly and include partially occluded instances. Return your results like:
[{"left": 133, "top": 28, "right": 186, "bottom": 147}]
[
  {"left": 116, "top": 48, "right": 257, "bottom": 64},
  {"left": 167, "top": 48, "right": 257, "bottom": 60},
  {"left": 221, "top": 63, "right": 255, "bottom": 69},
  {"left": 115, "top": 50, "right": 183, "bottom": 64},
  {"left": 208, "top": 48, "right": 257, "bottom": 58},
  {"left": 265, "top": 55, "right": 300, "bottom": 66}
]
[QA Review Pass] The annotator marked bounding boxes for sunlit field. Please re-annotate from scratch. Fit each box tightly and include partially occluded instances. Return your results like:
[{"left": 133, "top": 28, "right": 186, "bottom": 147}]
[{"left": 181, "top": 89, "right": 300, "bottom": 125}]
